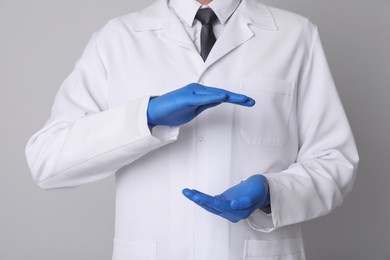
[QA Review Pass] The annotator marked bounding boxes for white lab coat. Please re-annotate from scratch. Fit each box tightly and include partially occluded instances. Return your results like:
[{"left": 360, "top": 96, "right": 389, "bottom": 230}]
[{"left": 25, "top": 0, "right": 359, "bottom": 259}]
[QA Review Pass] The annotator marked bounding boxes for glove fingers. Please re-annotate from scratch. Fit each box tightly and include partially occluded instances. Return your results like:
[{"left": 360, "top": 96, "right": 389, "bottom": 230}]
[
  {"left": 195, "top": 196, "right": 245, "bottom": 223},
  {"left": 194, "top": 200, "right": 225, "bottom": 216},
  {"left": 194, "top": 193, "right": 231, "bottom": 212},
  {"left": 195, "top": 86, "right": 255, "bottom": 107},
  {"left": 182, "top": 188, "right": 197, "bottom": 198},
  {"left": 183, "top": 189, "right": 226, "bottom": 215},
  {"left": 183, "top": 189, "right": 232, "bottom": 212},
  {"left": 196, "top": 102, "right": 221, "bottom": 115},
  {"left": 183, "top": 190, "right": 241, "bottom": 223},
  {"left": 198, "top": 204, "right": 242, "bottom": 223},
  {"left": 190, "top": 93, "right": 228, "bottom": 106}
]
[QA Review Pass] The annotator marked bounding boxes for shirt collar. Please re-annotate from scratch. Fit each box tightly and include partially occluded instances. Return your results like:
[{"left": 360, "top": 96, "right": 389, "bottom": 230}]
[{"left": 168, "top": 0, "right": 241, "bottom": 26}]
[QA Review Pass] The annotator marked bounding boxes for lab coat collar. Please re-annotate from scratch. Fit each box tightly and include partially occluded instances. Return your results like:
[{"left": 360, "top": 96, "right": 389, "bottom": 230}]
[
  {"left": 131, "top": 0, "right": 278, "bottom": 32},
  {"left": 240, "top": 0, "right": 278, "bottom": 31},
  {"left": 168, "top": 0, "right": 201, "bottom": 27},
  {"left": 168, "top": 0, "right": 241, "bottom": 27},
  {"left": 130, "top": 0, "right": 278, "bottom": 68}
]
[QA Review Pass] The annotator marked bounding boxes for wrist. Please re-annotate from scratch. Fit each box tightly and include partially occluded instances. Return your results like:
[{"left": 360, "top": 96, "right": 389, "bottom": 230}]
[
  {"left": 254, "top": 174, "right": 271, "bottom": 208},
  {"left": 263, "top": 176, "right": 271, "bottom": 207},
  {"left": 147, "top": 97, "right": 158, "bottom": 128}
]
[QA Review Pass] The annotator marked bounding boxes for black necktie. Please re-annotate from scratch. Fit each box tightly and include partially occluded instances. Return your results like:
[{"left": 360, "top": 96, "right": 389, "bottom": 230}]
[{"left": 195, "top": 8, "right": 218, "bottom": 61}]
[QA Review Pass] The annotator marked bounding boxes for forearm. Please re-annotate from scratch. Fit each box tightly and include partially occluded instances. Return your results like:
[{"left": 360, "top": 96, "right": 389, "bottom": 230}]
[{"left": 26, "top": 97, "right": 179, "bottom": 189}]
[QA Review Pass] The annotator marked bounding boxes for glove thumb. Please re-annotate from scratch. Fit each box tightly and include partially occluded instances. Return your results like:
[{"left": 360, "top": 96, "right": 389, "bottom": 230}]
[{"left": 230, "top": 195, "right": 255, "bottom": 210}]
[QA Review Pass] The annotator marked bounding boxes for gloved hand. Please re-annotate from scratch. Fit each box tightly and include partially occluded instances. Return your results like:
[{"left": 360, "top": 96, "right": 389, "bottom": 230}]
[
  {"left": 147, "top": 83, "right": 255, "bottom": 127},
  {"left": 182, "top": 174, "right": 270, "bottom": 223}
]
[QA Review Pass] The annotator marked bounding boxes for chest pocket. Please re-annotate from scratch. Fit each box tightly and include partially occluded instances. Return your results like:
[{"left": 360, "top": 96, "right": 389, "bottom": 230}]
[{"left": 239, "top": 77, "right": 295, "bottom": 146}]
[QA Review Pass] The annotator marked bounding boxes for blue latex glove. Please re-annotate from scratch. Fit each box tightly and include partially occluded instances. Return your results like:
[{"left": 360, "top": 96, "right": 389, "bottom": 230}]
[
  {"left": 147, "top": 83, "right": 255, "bottom": 127},
  {"left": 182, "top": 175, "right": 270, "bottom": 223}
]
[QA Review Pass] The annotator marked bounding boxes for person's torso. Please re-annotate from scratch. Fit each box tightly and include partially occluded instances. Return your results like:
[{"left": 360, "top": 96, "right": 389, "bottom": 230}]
[{"left": 97, "top": 0, "right": 313, "bottom": 259}]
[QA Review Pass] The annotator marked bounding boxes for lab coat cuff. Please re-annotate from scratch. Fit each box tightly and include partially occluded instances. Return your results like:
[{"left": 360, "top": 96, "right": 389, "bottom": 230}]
[
  {"left": 139, "top": 96, "right": 180, "bottom": 144},
  {"left": 246, "top": 209, "right": 276, "bottom": 233},
  {"left": 246, "top": 174, "right": 279, "bottom": 233},
  {"left": 151, "top": 126, "right": 180, "bottom": 142}
]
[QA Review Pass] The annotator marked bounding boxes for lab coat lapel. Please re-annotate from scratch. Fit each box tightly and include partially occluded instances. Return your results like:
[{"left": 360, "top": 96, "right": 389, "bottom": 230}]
[
  {"left": 204, "top": 12, "right": 254, "bottom": 69},
  {"left": 131, "top": 0, "right": 198, "bottom": 54},
  {"left": 204, "top": 0, "right": 278, "bottom": 69},
  {"left": 159, "top": 13, "right": 199, "bottom": 54}
]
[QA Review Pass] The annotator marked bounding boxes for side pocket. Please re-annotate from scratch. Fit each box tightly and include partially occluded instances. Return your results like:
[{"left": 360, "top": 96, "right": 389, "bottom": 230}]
[
  {"left": 244, "top": 238, "right": 305, "bottom": 260},
  {"left": 112, "top": 239, "right": 157, "bottom": 260},
  {"left": 239, "top": 77, "right": 295, "bottom": 146}
]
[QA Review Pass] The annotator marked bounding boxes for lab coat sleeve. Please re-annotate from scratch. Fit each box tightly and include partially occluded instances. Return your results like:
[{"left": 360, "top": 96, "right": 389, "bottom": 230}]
[
  {"left": 247, "top": 25, "right": 359, "bottom": 232},
  {"left": 25, "top": 31, "right": 179, "bottom": 190}
]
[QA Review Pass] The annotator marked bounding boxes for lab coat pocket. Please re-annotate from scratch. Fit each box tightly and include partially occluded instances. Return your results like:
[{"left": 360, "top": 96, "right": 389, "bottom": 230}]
[
  {"left": 244, "top": 238, "right": 305, "bottom": 260},
  {"left": 112, "top": 239, "right": 157, "bottom": 260},
  {"left": 239, "top": 77, "right": 295, "bottom": 146}
]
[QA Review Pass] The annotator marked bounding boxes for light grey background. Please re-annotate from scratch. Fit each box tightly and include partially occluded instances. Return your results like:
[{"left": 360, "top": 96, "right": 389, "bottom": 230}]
[{"left": 0, "top": 0, "right": 389, "bottom": 259}]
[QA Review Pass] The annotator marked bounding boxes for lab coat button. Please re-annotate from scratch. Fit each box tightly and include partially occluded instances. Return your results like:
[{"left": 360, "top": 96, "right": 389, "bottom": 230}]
[{"left": 198, "top": 136, "right": 204, "bottom": 142}]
